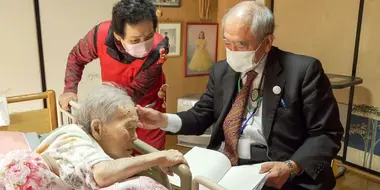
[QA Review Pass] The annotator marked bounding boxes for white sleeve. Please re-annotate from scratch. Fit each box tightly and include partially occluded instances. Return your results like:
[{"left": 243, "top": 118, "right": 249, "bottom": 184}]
[
  {"left": 40, "top": 125, "right": 113, "bottom": 189},
  {"left": 162, "top": 114, "right": 182, "bottom": 133}
]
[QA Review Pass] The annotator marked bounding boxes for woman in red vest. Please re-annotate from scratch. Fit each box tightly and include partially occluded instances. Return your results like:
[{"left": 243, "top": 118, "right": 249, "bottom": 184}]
[{"left": 59, "top": 0, "right": 168, "bottom": 150}]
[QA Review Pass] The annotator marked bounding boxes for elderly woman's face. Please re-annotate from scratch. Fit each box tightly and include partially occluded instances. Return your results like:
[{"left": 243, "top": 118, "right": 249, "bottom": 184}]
[{"left": 93, "top": 104, "right": 138, "bottom": 158}]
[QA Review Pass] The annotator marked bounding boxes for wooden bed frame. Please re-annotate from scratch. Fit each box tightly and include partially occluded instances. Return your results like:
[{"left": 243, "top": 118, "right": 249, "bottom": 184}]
[{"left": 0, "top": 90, "right": 58, "bottom": 134}]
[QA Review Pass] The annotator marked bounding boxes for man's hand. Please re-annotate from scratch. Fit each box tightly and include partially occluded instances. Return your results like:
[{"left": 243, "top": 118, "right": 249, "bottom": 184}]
[
  {"left": 59, "top": 92, "right": 78, "bottom": 111},
  {"left": 136, "top": 105, "right": 168, "bottom": 130},
  {"left": 259, "top": 161, "right": 296, "bottom": 189}
]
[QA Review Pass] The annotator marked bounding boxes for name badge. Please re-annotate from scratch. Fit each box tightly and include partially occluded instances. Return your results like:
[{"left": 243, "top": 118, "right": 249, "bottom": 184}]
[{"left": 238, "top": 137, "right": 251, "bottom": 159}]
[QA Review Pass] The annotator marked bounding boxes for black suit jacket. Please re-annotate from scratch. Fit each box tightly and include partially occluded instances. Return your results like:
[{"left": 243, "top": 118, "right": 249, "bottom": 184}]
[{"left": 175, "top": 47, "right": 344, "bottom": 189}]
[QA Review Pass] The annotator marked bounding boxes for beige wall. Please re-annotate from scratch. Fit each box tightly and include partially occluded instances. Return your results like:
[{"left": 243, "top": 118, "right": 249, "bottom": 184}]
[
  {"left": 273, "top": 0, "right": 360, "bottom": 104},
  {"left": 273, "top": 0, "right": 380, "bottom": 172},
  {"left": 0, "top": 1, "right": 43, "bottom": 112},
  {"left": 39, "top": 0, "right": 119, "bottom": 105},
  {"left": 355, "top": 0, "right": 380, "bottom": 107}
]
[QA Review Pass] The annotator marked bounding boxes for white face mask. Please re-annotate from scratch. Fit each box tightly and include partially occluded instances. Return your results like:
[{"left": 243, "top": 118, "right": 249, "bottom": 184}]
[
  {"left": 226, "top": 41, "right": 265, "bottom": 73},
  {"left": 121, "top": 37, "right": 154, "bottom": 58}
]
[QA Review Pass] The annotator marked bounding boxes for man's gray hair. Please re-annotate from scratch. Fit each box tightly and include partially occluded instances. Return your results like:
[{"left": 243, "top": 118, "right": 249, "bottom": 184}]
[
  {"left": 222, "top": 1, "right": 275, "bottom": 42},
  {"left": 74, "top": 85, "right": 135, "bottom": 132}
]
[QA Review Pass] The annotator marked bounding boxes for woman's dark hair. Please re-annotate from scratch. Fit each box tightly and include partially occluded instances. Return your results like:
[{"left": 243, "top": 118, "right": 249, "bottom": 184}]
[
  {"left": 111, "top": 0, "right": 158, "bottom": 38},
  {"left": 198, "top": 31, "right": 205, "bottom": 39}
]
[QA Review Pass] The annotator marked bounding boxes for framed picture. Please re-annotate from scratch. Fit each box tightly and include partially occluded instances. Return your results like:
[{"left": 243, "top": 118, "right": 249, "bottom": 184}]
[
  {"left": 153, "top": 0, "right": 181, "bottom": 7},
  {"left": 185, "top": 22, "right": 218, "bottom": 77},
  {"left": 158, "top": 23, "right": 181, "bottom": 57}
]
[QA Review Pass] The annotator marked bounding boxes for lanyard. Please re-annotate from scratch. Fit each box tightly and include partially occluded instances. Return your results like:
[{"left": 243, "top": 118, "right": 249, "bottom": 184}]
[
  {"left": 237, "top": 71, "right": 265, "bottom": 94},
  {"left": 237, "top": 69, "right": 266, "bottom": 135},
  {"left": 239, "top": 97, "right": 262, "bottom": 134}
]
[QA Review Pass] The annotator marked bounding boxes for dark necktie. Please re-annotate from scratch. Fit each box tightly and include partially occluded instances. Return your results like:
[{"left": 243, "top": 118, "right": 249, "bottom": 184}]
[{"left": 223, "top": 70, "right": 257, "bottom": 165}]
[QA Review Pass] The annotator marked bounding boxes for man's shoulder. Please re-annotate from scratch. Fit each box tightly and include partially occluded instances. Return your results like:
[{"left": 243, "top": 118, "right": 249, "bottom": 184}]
[
  {"left": 274, "top": 47, "right": 321, "bottom": 73},
  {"left": 209, "top": 60, "right": 234, "bottom": 79},
  {"left": 213, "top": 59, "right": 230, "bottom": 72},
  {"left": 276, "top": 47, "right": 318, "bottom": 65}
]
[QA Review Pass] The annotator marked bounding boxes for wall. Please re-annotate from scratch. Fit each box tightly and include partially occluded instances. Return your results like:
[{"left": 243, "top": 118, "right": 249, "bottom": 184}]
[
  {"left": 273, "top": 0, "right": 359, "bottom": 104},
  {"left": 0, "top": 1, "right": 43, "bottom": 112},
  {"left": 356, "top": 0, "right": 380, "bottom": 107},
  {"left": 158, "top": 0, "right": 218, "bottom": 113},
  {"left": 273, "top": 0, "right": 380, "bottom": 174},
  {"left": 348, "top": 0, "right": 380, "bottom": 173}
]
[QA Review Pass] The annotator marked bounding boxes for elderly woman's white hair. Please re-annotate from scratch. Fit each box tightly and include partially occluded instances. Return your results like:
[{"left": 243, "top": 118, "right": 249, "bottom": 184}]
[
  {"left": 222, "top": 1, "right": 275, "bottom": 41},
  {"left": 74, "top": 85, "right": 134, "bottom": 132}
]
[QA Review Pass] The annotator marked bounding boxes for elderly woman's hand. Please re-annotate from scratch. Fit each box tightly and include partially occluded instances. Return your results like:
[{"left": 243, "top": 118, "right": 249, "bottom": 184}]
[{"left": 156, "top": 149, "right": 187, "bottom": 176}]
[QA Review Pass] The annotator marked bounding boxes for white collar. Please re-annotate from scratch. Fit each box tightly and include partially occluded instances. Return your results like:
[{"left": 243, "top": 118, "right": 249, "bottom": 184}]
[{"left": 241, "top": 55, "right": 267, "bottom": 79}]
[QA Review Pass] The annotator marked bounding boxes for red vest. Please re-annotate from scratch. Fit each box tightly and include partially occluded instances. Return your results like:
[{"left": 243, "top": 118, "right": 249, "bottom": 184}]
[{"left": 97, "top": 21, "right": 166, "bottom": 150}]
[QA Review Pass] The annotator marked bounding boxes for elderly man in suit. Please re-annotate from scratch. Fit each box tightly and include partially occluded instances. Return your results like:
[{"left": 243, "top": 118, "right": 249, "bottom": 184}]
[{"left": 136, "top": 1, "right": 344, "bottom": 189}]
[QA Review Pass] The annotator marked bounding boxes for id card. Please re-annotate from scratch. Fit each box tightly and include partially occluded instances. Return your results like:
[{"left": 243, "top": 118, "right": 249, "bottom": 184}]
[{"left": 238, "top": 137, "right": 251, "bottom": 159}]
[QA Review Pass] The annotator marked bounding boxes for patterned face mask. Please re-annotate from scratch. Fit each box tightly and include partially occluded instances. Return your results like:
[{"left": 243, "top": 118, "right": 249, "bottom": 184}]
[{"left": 121, "top": 37, "right": 154, "bottom": 58}]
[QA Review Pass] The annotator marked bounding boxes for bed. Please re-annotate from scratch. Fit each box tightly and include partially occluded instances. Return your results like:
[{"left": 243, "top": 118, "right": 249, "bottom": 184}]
[{"left": 0, "top": 90, "right": 192, "bottom": 190}]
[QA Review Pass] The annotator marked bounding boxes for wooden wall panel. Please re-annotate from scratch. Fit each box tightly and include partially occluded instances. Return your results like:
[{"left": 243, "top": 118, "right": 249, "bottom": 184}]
[{"left": 158, "top": 0, "right": 218, "bottom": 113}]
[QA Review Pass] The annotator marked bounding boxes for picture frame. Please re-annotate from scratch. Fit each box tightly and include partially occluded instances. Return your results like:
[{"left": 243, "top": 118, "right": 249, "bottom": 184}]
[
  {"left": 158, "top": 22, "right": 181, "bottom": 57},
  {"left": 184, "top": 22, "right": 218, "bottom": 77},
  {"left": 153, "top": 0, "right": 181, "bottom": 7}
]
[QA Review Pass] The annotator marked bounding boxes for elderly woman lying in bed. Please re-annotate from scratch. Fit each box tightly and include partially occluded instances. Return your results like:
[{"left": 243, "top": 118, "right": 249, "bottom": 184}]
[{"left": 0, "top": 85, "right": 186, "bottom": 189}]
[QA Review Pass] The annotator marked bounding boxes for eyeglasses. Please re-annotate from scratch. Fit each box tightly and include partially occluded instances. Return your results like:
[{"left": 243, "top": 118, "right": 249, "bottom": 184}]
[{"left": 223, "top": 38, "right": 250, "bottom": 51}]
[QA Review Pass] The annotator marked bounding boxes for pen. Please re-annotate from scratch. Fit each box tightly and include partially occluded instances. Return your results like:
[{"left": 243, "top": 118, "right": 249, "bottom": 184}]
[{"left": 281, "top": 98, "right": 287, "bottom": 110}]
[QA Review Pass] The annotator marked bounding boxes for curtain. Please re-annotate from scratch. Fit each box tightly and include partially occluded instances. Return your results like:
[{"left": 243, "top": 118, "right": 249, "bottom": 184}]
[{"left": 199, "top": 0, "right": 211, "bottom": 20}]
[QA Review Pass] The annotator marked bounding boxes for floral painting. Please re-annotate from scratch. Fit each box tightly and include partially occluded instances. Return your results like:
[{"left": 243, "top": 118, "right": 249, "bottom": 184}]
[{"left": 346, "top": 104, "right": 380, "bottom": 174}]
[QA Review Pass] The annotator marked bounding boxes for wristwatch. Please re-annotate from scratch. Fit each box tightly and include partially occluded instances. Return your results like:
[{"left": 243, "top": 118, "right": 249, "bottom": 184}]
[{"left": 284, "top": 160, "right": 297, "bottom": 181}]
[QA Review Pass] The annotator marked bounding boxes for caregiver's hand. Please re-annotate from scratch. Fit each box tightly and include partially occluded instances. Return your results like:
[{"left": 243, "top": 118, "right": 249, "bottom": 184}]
[
  {"left": 136, "top": 105, "right": 168, "bottom": 130},
  {"left": 158, "top": 84, "right": 168, "bottom": 108},
  {"left": 59, "top": 92, "right": 78, "bottom": 111},
  {"left": 157, "top": 149, "right": 188, "bottom": 176}
]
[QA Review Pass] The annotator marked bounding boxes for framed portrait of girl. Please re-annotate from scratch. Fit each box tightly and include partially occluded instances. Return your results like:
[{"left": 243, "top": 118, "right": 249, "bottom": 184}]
[{"left": 184, "top": 22, "right": 218, "bottom": 77}]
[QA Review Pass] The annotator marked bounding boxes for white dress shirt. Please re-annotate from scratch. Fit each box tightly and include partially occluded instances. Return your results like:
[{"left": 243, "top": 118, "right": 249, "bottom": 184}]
[{"left": 164, "top": 57, "right": 267, "bottom": 160}]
